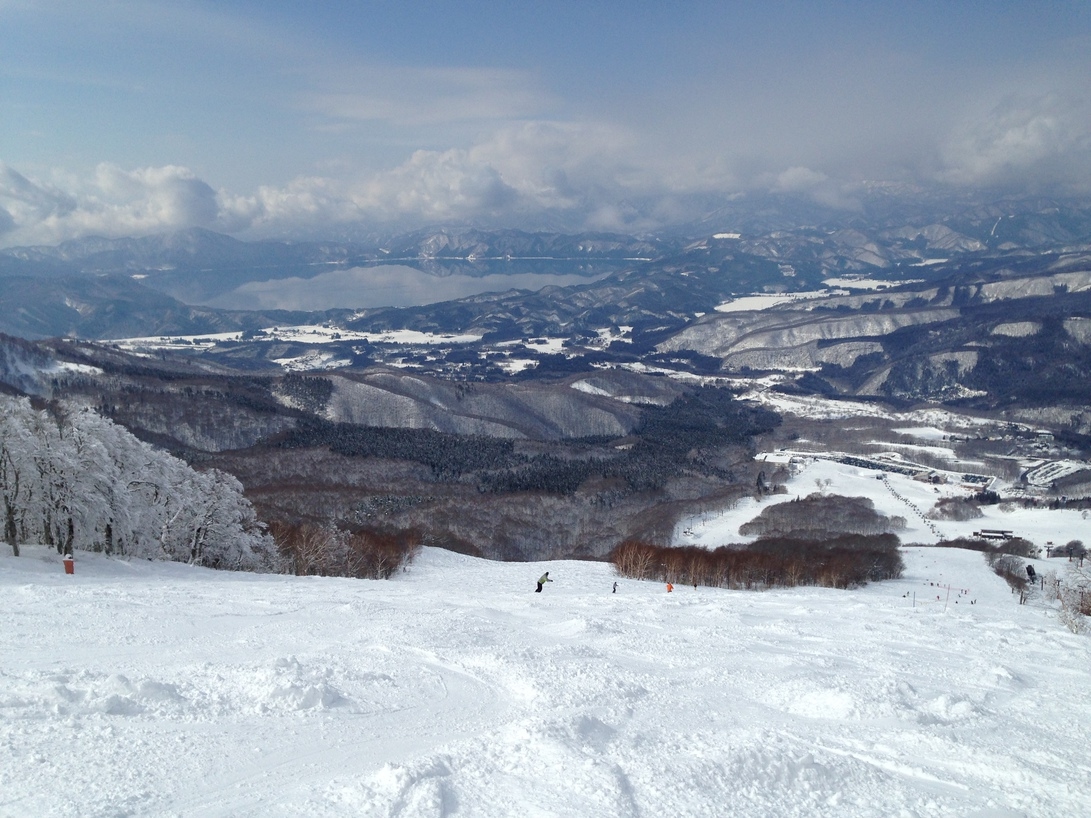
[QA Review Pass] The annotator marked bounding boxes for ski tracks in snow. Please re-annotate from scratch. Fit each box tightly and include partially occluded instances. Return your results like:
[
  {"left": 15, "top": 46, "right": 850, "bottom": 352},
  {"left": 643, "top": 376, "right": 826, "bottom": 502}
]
[
  {"left": 3, "top": 545, "right": 1090, "bottom": 817},
  {"left": 163, "top": 650, "right": 509, "bottom": 817}
]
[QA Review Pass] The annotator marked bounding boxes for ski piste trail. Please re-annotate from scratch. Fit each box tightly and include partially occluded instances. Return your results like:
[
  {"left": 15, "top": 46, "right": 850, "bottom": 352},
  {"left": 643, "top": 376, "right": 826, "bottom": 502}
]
[{"left": 3, "top": 540, "right": 1089, "bottom": 818}]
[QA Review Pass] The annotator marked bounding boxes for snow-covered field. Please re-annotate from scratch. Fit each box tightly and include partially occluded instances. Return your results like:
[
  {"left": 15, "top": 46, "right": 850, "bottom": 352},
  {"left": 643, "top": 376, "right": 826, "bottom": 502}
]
[
  {"left": 3, "top": 542, "right": 1089, "bottom": 818},
  {"left": 821, "top": 277, "right": 924, "bottom": 290},
  {"left": 714, "top": 292, "right": 832, "bottom": 312},
  {"left": 676, "top": 455, "right": 1090, "bottom": 549},
  {"left": 110, "top": 325, "right": 484, "bottom": 354}
]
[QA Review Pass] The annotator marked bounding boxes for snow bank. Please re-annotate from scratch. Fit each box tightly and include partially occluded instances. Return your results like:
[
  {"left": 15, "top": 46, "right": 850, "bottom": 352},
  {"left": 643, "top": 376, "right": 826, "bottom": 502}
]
[{"left": 2, "top": 544, "right": 1088, "bottom": 817}]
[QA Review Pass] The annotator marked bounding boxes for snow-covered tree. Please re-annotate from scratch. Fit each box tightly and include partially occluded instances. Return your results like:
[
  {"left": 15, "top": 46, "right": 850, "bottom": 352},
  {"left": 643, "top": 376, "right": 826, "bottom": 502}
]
[
  {"left": 0, "top": 395, "right": 270, "bottom": 569},
  {"left": 0, "top": 398, "right": 37, "bottom": 556}
]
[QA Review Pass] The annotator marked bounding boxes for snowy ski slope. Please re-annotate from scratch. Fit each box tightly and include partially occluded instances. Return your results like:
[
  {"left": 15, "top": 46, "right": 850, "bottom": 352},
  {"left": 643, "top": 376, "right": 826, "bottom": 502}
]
[{"left": 2, "top": 542, "right": 1089, "bottom": 817}]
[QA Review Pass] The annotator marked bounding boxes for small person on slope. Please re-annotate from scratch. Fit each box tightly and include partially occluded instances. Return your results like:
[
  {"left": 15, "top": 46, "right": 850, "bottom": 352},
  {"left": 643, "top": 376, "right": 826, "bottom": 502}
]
[{"left": 536, "top": 572, "right": 553, "bottom": 593}]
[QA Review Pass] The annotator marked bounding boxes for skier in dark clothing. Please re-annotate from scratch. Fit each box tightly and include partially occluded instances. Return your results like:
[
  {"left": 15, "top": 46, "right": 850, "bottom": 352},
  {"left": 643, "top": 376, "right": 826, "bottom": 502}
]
[{"left": 536, "top": 571, "right": 553, "bottom": 592}]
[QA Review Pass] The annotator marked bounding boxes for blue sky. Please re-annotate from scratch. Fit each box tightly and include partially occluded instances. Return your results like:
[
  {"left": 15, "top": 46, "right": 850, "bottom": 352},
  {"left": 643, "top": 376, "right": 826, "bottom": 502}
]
[{"left": 1, "top": 0, "right": 1089, "bottom": 246}]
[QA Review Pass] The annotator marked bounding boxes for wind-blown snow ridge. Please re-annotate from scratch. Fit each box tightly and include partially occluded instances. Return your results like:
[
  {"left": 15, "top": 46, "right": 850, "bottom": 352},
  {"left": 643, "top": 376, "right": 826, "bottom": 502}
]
[{"left": 2, "top": 544, "right": 1088, "bottom": 817}]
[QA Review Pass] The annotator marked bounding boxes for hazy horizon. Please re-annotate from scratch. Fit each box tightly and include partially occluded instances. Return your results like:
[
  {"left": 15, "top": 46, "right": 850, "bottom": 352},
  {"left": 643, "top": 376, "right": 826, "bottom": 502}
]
[
  {"left": 2, "top": 1, "right": 1090, "bottom": 249},
  {"left": 202, "top": 264, "right": 614, "bottom": 311}
]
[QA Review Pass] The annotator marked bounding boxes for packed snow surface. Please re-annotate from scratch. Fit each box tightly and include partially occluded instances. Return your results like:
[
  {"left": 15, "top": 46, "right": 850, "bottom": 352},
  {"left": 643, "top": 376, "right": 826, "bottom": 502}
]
[{"left": 3, "top": 543, "right": 1089, "bottom": 817}]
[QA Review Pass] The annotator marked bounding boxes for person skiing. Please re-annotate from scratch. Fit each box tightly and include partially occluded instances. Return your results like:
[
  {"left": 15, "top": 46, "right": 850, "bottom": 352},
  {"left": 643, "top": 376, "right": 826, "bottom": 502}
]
[
  {"left": 612, "top": 581, "right": 618, "bottom": 593},
  {"left": 536, "top": 571, "right": 553, "bottom": 593}
]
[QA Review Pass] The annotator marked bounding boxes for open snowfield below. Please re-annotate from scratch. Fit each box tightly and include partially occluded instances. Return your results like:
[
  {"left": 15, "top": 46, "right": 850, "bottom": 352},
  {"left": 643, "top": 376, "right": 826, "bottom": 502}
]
[
  {"left": 2, "top": 545, "right": 1089, "bottom": 818},
  {"left": 676, "top": 455, "right": 1091, "bottom": 548}
]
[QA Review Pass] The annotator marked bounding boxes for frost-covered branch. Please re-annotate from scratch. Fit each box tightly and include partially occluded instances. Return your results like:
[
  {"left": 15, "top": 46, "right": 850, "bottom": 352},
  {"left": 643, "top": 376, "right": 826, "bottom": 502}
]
[{"left": 0, "top": 396, "right": 270, "bottom": 569}]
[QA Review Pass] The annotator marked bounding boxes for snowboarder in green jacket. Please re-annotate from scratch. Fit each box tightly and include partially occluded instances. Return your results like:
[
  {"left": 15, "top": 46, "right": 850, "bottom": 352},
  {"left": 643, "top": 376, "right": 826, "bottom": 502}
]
[{"left": 536, "top": 572, "right": 553, "bottom": 593}]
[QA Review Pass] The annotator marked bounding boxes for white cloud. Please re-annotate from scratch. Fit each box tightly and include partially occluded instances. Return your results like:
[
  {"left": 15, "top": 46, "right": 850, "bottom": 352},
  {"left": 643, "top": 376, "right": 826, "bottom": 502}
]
[
  {"left": 773, "top": 166, "right": 861, "bottom": 211},
  {"left": 219, "top": 175, "right": 361, "bottom": 235},
  {"left": 356, "top": 122, "right": 637, "bottom": 215},
  {"left": 207, "top": 120, "right": 662, "bottom": 237},
  {"left": 5, "top": 1, "right": 1091, "bottom": 249},
  {"left": 93, "top": 164, "right": 219, "bottom": 228},
  {"left": 0, "top": 163, "right": 77, "bottom": 237},
  {"left": 2, "top": 85, "right": 1089, "bottom": 250},
  {"left": 774, "top": 166, "right": 829, "bottom": 192},
  {"left": 940, "top": 93, "right": 1091, "bottom": 191},
  {"left": 0, "top": 162, "right": 223, "bottom": 246},
  {"left": 0, "top": 137, "right": 584, "bottom": 247}
]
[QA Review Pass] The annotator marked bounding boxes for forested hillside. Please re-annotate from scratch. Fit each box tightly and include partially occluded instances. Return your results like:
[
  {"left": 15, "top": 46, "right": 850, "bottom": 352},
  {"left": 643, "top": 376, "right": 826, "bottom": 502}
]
[
  {"left": 0, "top": 395, "right": 270, "bottom": 568},
  {"left": 215, "top": 386, "right": 780, "bottom": 561}
]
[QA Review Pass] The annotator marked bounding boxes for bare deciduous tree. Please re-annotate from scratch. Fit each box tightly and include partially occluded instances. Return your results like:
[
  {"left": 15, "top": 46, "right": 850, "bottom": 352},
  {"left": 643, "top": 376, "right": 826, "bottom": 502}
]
[{"left": 610, "top": 535, "right": 903, "bottom": 591}]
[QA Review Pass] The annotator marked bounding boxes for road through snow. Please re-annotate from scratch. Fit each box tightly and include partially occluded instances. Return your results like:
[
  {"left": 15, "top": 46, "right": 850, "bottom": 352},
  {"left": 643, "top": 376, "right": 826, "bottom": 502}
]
[{"left": 2, "top": 543, "right": 1089, "bottom": 817}]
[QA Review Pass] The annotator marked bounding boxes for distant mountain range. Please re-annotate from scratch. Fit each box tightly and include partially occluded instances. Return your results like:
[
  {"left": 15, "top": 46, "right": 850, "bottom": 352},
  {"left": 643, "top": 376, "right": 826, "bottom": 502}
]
[
  {"left": 1, "top": 191, "right": 1090, "bottom": 420},
  {"left": 3, "top": 190, "right": 1091, "bottom": 559},
  {"left": 0, "top": 227, "right": 659, "bottom": 307},
  {"left": 2, "top": 192, "right": 1090, "bottom": 341}
]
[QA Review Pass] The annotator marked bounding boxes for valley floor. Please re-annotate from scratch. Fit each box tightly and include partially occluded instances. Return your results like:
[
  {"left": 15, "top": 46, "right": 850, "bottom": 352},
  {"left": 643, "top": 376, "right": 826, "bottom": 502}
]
[
  {"left": 675, "top": 452, "right": 1091, "bottom": 549},
  {"left": 2, "top": 543, "right": 1089, "bottom": 817}
]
